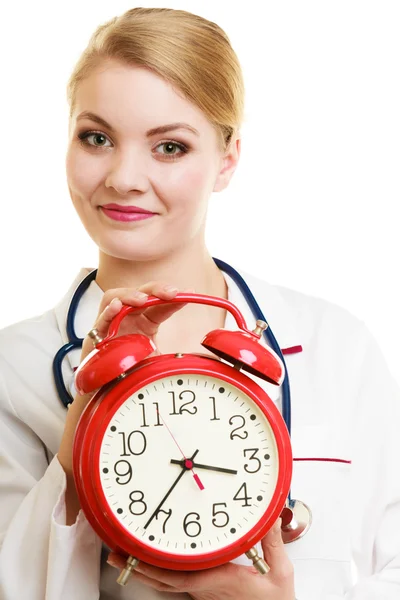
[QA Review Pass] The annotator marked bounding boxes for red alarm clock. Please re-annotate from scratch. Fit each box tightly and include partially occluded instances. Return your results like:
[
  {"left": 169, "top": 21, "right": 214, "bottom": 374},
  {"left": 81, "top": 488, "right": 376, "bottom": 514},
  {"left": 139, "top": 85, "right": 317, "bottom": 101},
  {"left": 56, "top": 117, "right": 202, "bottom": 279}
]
[{"left": 73, "top": 294, "right": 292, "bottom": 585}]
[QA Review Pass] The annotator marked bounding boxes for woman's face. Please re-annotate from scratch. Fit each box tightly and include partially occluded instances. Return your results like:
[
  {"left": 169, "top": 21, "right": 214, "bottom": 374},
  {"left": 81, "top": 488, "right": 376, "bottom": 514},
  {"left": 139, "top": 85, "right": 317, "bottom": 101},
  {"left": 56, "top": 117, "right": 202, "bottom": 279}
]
[{"left": 66, "top": 61, "right": 239, "bottom": 262}]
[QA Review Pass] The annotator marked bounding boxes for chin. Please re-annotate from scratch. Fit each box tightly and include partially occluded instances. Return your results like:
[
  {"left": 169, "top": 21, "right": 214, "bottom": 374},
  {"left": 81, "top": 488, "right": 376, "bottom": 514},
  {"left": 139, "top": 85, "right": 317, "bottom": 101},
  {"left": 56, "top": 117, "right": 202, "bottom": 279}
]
[
  {"left": 93, "top": 223, "right": 193, "bottom": 262},
  {"left": 99, "top": 241, "right": 171, "bottom": 263}
]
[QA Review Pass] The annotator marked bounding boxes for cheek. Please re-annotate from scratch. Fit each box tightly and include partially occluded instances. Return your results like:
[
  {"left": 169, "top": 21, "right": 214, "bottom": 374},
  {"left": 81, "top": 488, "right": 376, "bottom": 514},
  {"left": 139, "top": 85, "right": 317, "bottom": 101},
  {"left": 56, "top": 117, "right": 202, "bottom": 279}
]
[
  {"left": 65, "top": 146, "right": 103, "bottom": 196},
  {"left": 163, "top": 161, "right": 215, "bottom": 208},
  {"left": 171, "top": 159, "right": 214, "bottom": 189}
]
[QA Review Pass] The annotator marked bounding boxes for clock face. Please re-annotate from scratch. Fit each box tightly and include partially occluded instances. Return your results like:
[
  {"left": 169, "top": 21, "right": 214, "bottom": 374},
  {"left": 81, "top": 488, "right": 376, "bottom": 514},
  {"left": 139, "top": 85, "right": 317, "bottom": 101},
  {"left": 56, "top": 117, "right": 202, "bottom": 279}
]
[{"left": 98, "top": 372, "right": 279, "bottom": 556}]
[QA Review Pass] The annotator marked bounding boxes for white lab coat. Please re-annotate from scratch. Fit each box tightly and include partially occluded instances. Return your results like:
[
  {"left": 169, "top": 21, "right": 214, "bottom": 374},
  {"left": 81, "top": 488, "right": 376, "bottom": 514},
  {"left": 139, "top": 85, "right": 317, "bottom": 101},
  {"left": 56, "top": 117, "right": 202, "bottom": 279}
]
[{"left": 0, "top": 266, "right": 399, "bottom": 600}]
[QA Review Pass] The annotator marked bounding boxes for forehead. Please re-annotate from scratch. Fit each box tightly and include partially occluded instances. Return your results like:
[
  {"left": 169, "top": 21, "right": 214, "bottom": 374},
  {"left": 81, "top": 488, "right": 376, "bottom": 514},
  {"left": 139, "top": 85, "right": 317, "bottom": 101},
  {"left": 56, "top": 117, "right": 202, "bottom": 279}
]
[{"left": 72, "top": 61, "right": 214, "bottom": 139}]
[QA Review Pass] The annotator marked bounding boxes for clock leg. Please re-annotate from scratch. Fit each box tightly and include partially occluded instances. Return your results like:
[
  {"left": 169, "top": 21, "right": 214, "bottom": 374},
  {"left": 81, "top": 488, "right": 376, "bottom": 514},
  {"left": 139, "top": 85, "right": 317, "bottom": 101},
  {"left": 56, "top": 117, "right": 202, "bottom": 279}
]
[
  {"left": 245, "top": 547, "right": 270, "bottom": 574},
  {"left": 116, "top": 555, "right": 140, "bottom": 586}
]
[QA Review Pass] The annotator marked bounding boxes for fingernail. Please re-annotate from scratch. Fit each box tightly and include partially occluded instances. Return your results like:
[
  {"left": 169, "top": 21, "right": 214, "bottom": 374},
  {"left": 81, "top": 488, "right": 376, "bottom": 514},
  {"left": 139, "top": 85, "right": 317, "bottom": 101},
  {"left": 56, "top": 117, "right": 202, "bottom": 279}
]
[
  {"left": 135, "top": 291, "right": 148, "bottom": 299},
  {"left": 163, "top": 285, "right": 179, "bottom": 293},
  {"left": 110, "top": 297, "right": 121, "bottom": 305}
]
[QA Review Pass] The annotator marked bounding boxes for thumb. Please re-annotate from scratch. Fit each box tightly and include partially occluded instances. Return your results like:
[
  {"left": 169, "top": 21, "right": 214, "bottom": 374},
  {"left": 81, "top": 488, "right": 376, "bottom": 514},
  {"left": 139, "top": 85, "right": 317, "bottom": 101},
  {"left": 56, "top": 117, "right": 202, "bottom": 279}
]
[{"left": 260, "top": 518, "right": 290, "bottom": 576}]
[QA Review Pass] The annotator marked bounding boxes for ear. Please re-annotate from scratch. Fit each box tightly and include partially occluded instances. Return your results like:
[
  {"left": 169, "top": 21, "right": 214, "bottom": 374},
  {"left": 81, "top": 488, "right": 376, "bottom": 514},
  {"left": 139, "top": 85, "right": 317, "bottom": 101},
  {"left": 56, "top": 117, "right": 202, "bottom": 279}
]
[{"left": 213, "top": 136, "right": 241, "bottom": 193}]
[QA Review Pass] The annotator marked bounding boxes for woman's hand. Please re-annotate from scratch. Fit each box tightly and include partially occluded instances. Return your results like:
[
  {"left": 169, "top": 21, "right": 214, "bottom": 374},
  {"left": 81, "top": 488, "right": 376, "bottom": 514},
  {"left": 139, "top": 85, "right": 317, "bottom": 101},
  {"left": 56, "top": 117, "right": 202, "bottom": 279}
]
[
  {"left": 79, "top": 280, "right": 192, "bottom": 364},
  {"left": 57, "top": 280, "right": 192, "bottom": 524},
  {"left": 107, "top": 519, "right": 295, "bottom": 600}
]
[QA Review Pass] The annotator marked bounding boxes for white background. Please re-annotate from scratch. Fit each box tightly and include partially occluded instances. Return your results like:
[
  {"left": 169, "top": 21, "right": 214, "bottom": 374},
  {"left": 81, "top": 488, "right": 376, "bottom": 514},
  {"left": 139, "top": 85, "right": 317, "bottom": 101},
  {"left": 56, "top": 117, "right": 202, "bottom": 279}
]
[{"left": 1, "top": 1, "right": 399, "bottom": 380}]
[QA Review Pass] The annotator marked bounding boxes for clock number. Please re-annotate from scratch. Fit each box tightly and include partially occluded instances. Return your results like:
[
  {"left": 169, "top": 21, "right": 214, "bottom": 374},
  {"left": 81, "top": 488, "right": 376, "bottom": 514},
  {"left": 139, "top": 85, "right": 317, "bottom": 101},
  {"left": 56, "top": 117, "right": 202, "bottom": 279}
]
[
  {"left": 138, "top": 402, "right": 163, "bottom": 427},
  {"left": 169, "top": 391, "right": 178, "bottom": 415},
  {"left": 129, "top": 490, "right": 147, "bottom": 515},
  {"left": 233, "top": 482, "right": 252, "bottom": 507},
  {"left": 153, "top": 402, "right": 163, "bottom": 426},
  {"left": 119, "top": 430, "right": 147, "bottom": 456},
  {"left": 229, "top": 415, "right": 248, "bottom": 440},
  {"left": 209, "top": 396, "right": 220, "bottom": 421},
  {"left": 212, "top": 503, "right": 229, "bottom": 528},
  {"left": 169, "top": 391, "right": 197, "bottom": 416},
  {"left": 113, "top": 460, "right": 133, "bottom": 485},
  {"left": 180, "top": 391, "right": 197, "bottom": 414},
  {"left": 243, "top": 448, "right": 261, "bottom": 473},
  {"left": 183, "top": 512, "right": 201, "bottom": 537},
  {"left": 155, "top": 508, "right": 172, "bottom": 534},
  {"left": 138, "top": 403, "right": 149, "bottom": 427}
]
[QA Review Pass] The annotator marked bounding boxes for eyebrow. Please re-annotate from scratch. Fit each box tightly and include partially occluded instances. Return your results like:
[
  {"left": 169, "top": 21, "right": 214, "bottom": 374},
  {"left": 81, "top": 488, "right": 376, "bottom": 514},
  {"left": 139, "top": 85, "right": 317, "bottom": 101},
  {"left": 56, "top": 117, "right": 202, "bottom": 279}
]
[{"left": 76, "top": 111, "right": 200, "bottom": 137}]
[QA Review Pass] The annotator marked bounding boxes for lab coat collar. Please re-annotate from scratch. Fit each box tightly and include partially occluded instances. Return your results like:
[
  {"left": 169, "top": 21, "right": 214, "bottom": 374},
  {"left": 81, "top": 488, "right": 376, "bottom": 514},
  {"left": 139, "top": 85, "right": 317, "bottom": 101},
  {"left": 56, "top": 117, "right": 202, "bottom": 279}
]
[{"left": 53, "top": 264, "right": 302, "bottom": 374}]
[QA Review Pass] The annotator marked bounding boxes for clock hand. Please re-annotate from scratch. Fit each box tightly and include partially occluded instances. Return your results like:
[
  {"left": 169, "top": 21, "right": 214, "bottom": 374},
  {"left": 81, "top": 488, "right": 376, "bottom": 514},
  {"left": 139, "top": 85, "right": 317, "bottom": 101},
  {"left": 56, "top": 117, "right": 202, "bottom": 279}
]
[
  {"left": 144, "top": 449, "right": 199, "bottom": 530},
  {"left": 155, "top": 406, "right": 186, "bottom": 459},
  {"left": 154, "top": 405, "right": 204, "bottom": 490},
  {"left": 170, "top": 459, "right": 238, "bottom": 475}
]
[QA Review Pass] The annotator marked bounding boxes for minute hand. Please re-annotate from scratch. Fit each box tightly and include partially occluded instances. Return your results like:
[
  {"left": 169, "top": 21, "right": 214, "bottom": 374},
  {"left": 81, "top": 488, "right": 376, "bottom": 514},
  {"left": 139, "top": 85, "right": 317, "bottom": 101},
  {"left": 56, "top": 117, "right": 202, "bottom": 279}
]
[
  {"left": 170, "top": 459, "right": 237, "bottom": 475},
  {"left": 144, "top": 449, "right": 199, "bottom": 530}
]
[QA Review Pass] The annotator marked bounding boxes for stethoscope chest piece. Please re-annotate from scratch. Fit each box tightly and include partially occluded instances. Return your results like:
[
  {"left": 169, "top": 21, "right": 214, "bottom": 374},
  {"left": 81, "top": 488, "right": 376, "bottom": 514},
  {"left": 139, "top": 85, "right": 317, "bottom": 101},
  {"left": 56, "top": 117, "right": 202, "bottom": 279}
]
[{"left": 280, "top": 499, "right": 313, "bottom": 543}]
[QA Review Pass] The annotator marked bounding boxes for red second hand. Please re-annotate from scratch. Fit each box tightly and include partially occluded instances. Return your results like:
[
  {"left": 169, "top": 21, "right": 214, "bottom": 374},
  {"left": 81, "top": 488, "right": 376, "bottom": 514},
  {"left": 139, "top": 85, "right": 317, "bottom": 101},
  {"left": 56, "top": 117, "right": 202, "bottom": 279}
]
[{"left": 155, "top": 407, "right": 204, "bottom": 490}]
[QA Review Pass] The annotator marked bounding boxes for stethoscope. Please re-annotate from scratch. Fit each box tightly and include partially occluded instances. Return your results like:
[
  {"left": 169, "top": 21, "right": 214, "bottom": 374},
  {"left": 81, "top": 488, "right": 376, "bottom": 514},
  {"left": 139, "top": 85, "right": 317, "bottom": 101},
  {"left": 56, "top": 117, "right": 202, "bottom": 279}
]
[{"left": 52, "top": 257, "right": 312, "bottom": 542}]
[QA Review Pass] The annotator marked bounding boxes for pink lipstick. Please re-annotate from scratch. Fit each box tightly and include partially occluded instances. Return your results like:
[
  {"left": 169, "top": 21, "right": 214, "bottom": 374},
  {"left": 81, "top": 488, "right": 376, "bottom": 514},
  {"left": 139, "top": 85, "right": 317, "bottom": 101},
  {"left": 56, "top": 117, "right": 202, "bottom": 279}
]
[{"left": 100, "top": 203, "right": 156, "bottom": 222}]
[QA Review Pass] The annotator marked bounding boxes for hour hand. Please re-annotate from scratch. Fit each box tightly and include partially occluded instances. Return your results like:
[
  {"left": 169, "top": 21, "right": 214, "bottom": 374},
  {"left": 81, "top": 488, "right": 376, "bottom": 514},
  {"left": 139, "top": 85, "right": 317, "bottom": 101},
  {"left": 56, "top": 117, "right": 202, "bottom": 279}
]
[{"left": 170, "top": 458, "right": 237, "bottom": 475}]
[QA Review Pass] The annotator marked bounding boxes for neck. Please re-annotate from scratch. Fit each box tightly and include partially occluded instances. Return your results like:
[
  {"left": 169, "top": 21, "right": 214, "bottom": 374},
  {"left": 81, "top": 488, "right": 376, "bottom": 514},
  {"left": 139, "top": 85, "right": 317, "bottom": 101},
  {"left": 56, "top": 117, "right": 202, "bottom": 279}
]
[{"left": 95, "top": 243, "right": 227, "bottom": 299}]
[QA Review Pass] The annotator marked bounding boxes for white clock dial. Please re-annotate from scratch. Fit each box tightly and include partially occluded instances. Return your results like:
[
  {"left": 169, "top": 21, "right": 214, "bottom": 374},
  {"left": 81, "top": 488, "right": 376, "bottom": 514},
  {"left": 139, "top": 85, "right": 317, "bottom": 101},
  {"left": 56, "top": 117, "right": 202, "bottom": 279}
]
[{"left": 99, "top": 373, "right": 279, "bottom": 555}]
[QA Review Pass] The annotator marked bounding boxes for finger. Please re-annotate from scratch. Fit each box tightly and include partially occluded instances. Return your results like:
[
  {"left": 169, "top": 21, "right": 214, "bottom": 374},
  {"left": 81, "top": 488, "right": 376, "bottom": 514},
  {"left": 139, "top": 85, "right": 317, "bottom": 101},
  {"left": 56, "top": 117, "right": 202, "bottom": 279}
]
[
  {"left": 128, "top": 570, "right": 178, "bottom": 592},
  {"left": 138, "top": 286, "right": 195, "bottom": 326},
  {"left": 261, "top": 518, "right": 293, "bottom": 579},
  {"left": 82, "top": 285, "right": 195, "bottom": 360},
  {"left": 106, "top": 554, "right": 178, "bottom": 592},
  {"left": 132, "top": 561, "right": 191, "bottom": 590},
  {"left": 80, "top": 292, "right": 139, "bottom": 349},
  {"left": 107, "top": 552, "right": 127, "bottom": 569},
  {"left": 133, "top": 558, "right": 237, "bottom": 593},
  {"left": 93, "top": 281, "right": 181, "bottom": 338},
  {"left": 101, "top": 284, "right": 191, "bottom": 329},
  {"left": 140, "top": 300, "right": 188, "bottom": 328},
  {"left": 107, "top": 553, "right": 190, "bottom": 591},
  {"left": 101, "top": 281, "right": 180, "bottom": 310},
  {"left": 107, "top": 554, "right": 182, "bottom": 591},
  {"left": 79, "top": 298, "right": 127, "bottom": 364},
  {"left": 107, "top": 553, "right": 248, "bottom": 594},
  {"left": 92, "top": 297, "right": 124, "bottom": 339}
]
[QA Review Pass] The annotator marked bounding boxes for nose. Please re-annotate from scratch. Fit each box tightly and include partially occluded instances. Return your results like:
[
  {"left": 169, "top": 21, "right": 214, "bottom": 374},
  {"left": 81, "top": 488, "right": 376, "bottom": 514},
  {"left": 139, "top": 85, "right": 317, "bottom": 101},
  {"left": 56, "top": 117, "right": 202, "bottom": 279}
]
[{"left": 105, "top": 148, "right": 148, "bottom": 195}]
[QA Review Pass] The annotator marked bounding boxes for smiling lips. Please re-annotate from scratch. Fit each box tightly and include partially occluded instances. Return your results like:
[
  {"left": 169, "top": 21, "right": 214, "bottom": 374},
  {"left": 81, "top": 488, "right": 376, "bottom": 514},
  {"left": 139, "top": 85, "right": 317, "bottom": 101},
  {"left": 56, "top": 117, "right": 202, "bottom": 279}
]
[{"left": 100, "top": 203, "right": 156, "bottom": 222}]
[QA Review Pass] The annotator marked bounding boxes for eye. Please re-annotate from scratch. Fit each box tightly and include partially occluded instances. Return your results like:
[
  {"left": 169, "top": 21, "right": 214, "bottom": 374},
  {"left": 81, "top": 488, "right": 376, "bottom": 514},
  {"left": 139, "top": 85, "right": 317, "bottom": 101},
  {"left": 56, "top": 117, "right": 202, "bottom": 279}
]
[
  {"left": 78, "top": 131, "right": 112, "bottom": 148},
  {"left": 154, "top": 141, "right": 188, "bottom": 159}
]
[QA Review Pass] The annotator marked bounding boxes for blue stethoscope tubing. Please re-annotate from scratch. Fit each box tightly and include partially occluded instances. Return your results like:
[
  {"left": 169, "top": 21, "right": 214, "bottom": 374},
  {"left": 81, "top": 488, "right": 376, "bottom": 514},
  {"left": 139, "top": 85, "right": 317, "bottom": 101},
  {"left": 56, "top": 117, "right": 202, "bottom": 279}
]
[
  {"left": 53, "top": 258, "right": 291, "bottom": 437},
  {"left": 52, "top": 267, "right": 98, "bottom": 409},
  {"left": 214, "top": 258, "right": 291, "bottom": 437}
]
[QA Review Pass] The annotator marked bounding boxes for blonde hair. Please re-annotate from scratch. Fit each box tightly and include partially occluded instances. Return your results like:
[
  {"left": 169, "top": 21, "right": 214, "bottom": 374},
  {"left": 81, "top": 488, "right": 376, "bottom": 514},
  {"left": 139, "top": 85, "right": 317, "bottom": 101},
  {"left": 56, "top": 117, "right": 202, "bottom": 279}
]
[{"left": 66, "top": 7, "right": 245, "bottom": 152}]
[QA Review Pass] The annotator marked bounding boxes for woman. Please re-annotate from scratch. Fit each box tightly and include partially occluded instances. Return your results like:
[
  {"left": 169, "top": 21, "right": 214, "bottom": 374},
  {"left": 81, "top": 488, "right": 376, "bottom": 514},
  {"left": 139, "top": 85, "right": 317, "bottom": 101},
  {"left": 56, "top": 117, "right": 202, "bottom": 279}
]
[{"left": 0, "top": 7, "right": 399, "bottom": 600}]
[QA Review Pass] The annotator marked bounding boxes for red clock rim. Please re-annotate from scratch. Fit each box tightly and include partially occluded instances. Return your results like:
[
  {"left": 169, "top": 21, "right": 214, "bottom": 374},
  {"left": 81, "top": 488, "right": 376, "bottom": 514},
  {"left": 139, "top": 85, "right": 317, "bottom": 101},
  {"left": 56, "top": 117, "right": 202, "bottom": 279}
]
[{"left": 73, "top": 354, "right": 292, "bottom": 570}]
